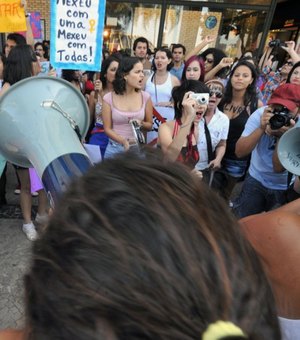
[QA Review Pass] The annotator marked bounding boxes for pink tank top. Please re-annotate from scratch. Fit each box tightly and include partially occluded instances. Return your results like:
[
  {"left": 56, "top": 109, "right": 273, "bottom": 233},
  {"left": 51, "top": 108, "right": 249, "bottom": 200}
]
[{"left": 103, "top": 91, "right": 150, "bottom": 140}]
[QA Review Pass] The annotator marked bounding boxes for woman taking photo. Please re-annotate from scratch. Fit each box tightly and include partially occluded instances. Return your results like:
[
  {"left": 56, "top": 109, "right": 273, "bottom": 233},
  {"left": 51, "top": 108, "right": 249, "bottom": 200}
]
[
  {"left": 144, "top": 47, "right": 180, "bottom": 145},
  {"left": 102, "top": 56, "right": 153, "bottom": 158},
  {"left": 158, "top": 80, "right": 209, "bottom": 169},
  {"left": 88, "top": 55, "right": 120, "bottom": 157},
  {"left": 218, "top": 60, "right": 263, "bottom": 200}
]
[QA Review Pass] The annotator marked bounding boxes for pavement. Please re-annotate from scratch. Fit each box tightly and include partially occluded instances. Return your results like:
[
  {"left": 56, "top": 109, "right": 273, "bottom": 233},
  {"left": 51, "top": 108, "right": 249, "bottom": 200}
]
[{"left": 0, "top": 163, "right": 38, "bottom": 329}]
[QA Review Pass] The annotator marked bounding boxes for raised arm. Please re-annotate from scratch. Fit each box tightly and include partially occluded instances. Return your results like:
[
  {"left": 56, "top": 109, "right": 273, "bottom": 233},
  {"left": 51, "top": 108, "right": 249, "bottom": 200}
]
[{"left": 185, "top": 35, "right": 216, "bottom": 61}]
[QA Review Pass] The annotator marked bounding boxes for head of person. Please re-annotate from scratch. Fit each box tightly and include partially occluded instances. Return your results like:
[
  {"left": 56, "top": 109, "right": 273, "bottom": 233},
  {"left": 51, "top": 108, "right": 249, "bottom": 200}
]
[
  {"left": 61, "top": 69, "right": 81, "bottom": 83},
  {"left": 152, "top": 47, "right": 173, "bottom": 73},
  {"left": 34, "top": 42, "right": 46, "bottom": 58},
  {"left": 133, "top": 37, "right": 149, "bottom": 60},
  {"left": 4, "top": 33, "right": 26, "bottom": 57},
  {"left": 3, "top": 44, "right": 38, "bottom": 85},
  {"left": 0, "top": 53, "right": 6, "bottom": 80},
  {"left": 113, "top": 56, "right": 143, "bottom": 95},
  {"left": 280, "top": 58, "right": 294, "bottom": 77},
  {"left": 171, "top": 43, "right": 186, "bottom": 63},
  {"left": 172, "top": 79, "right": 209, "bottom": 121},
  {"left": 286, "top": 61, "right": 300, "bottom": 85},
  {"left": 267, "top": 83, "right": 300, "bottom": 129},
  {"left": 182, "top": 55, "right": 205, "bottom": 82},
  {"left": 200, "top": 48, "right": 227, "bottom": 75},
  {"left": 99, "top": 55, "right": 121, "bottom": 89},
  {"left": 205, "top": 79, "right": 225, "bottom": 112},
  {"left": 223, "top": 60, "right": 258, "bottom": 105},
  {"left": 24, "top": 152, "right": 281, "bottom": 339}
]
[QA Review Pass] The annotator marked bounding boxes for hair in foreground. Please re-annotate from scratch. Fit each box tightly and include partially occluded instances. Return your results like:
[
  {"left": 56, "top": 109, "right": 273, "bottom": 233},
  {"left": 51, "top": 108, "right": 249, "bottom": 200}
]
[{"left": 25, "top": 152, "right": 281, "bottom": 340}]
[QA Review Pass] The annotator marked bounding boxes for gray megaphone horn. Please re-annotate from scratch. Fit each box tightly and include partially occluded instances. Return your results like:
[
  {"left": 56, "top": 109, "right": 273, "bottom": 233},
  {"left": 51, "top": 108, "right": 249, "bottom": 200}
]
[
  {"left": 277, "top": 119, "right": 300, "bottom": 176},
  {"left": 0, "top": 76, "right": 92, "bottom": 206}
]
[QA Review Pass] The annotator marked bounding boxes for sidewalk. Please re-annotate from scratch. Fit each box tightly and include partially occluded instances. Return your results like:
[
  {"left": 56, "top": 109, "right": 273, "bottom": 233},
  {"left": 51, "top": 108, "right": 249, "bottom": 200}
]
[{"left": 0, "top": 164, "right": 34, "bottom": 329}]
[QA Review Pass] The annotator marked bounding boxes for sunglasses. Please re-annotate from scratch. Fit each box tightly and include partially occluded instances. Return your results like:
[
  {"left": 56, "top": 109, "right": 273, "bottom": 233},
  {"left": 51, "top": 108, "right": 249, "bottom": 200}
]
[
  {"left": 285, "top": 61, "right": 294, "bottom": 67},
  {"left": 209, "top": 90, "right": 223, "bottom": 98},
  {"left": 205, "top": 58, "right": 214, "bottom": 64}
]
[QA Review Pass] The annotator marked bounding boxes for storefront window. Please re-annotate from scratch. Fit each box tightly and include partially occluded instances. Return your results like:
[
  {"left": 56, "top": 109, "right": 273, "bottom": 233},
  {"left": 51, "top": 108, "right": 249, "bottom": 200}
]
[
  {"left": 104, "top": 3, "right": 161, "bottom": 53},
  {"left": 163, "top": 5, "right": 266, "bottom": 59}
]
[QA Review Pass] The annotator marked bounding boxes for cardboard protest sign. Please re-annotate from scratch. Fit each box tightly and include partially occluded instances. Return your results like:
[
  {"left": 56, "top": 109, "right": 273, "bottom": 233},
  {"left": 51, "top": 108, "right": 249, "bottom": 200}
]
[
  {"left": 0, "top": 0, "right": 27, "bottom": 32},
  {"left": 50, "top": 0, "right": 105, "bottom": 71},
  {"left": 29, "top": 11, "right": 42, "bottom": 39}
]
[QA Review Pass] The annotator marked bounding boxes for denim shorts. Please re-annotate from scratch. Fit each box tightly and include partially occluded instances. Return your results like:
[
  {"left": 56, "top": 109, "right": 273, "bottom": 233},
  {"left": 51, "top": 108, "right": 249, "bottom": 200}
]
[
  {"left": 103, "top": 139, "right": 125, "bottom": 159},
  {"left": 222, "top": 158, "right": 248, "bottom": 178}
]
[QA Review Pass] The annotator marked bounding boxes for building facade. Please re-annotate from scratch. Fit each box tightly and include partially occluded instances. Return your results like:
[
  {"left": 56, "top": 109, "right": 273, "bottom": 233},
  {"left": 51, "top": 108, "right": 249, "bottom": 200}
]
[{"left": 2, "top": 0, "right": 283, "bottom": 60}]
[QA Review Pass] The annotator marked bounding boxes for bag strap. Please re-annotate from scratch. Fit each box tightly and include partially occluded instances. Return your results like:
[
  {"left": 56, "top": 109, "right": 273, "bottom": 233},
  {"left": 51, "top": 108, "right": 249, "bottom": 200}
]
[{"left": 204, "top": 118, "right": 214, "bottom": 162}]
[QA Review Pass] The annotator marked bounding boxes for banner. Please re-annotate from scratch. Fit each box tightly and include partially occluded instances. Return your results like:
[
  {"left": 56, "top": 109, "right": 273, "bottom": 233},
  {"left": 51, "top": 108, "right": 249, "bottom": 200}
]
[
  {"left": 0, "top": 0, "right": 27, "bottom": 32},
  {"left": 50, "top": 0, "right": 106, "bottom": 72},
  {"left": 29, "top": 11, "right": 42, "bottom": 39}
]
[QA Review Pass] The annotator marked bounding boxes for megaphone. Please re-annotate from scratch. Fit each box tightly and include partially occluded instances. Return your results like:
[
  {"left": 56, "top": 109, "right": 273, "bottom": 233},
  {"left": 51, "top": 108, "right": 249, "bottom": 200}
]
[
  {"left": 0, "top": 76, "right": 92, "bottom": 206},
  {"left": 277, "top": 120, "right": 300, "bottom": 176}
]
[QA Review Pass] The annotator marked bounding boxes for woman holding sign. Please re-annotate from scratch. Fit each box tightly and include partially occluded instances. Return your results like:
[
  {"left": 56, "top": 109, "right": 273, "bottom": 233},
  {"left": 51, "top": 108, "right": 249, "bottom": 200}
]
[{"left": 102, "top": 57, "right": 153, "bottom": 158}]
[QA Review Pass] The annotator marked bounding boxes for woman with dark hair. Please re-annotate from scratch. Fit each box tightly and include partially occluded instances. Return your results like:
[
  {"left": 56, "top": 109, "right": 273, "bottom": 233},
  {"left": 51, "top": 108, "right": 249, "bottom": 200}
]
[
  {"left": 102, "top": 56, "right": 153, "bottom": 158},
  {"left": 0, "top": 45, "right": 48, "bottom": 241},
  {"left": 158, "top": 80, "right": 209, "bottom": 169},
  {"left": 144, "top": 47, "right": 180, "bottom": 145},
  {"left": 88, "top": 55, "right": 120, "bottom": 157},
  {"left": 61, "top": 69, "right": 83, "bottom": 92},
  {"left": 286, "top": 60, "right": 300, "bottom": 85},
  {"left": 34, "top": 42, "right": 48, "bottom": 61},
  {"left": 218, "top": 60, "right": 264, "bottom": 200},
  {"left": 181, "top": 55, "right": 205, "bottom": 82},
  {"left": 1, "top": 152, "right": 281, "bottom": 339},
  {"left": 200, "top": 47, "right": 233, "bottom": 82}
]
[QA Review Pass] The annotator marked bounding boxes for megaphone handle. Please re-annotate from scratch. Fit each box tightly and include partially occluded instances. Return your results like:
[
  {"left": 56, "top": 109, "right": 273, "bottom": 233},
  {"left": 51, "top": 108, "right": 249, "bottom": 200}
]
[{"left": 41, "top": 153, "right": 92, "bottom": 207}]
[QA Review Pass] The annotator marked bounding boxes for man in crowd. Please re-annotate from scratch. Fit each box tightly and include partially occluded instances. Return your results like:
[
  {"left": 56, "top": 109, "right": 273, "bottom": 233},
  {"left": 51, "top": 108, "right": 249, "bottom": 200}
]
[
  {"left": 132, "top": 36, "right": 152, "bottom": 76},
  {"left": 170, "top": 43, "right": 186, "bottom": 80},
  {"left": 234, "top": 83, "right": 300, "bottom": 218}
]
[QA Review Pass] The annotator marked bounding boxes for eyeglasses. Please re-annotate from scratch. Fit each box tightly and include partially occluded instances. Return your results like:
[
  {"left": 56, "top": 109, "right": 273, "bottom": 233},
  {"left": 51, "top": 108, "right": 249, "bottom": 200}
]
[
  {"left": 209, "top": 90, "right": 223, "bottom": 98},
  {"left": 205, "top": 58, "right": 214, "bottom": 64},
  {"left": 285, "top": 61, "right": 294, "bottom": 67}
]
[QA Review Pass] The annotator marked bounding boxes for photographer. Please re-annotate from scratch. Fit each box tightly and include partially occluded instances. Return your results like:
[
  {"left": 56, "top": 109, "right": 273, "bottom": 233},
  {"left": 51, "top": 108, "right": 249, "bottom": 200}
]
[
  {"left": 233, "top": 83, "right": 300, "bottom": 218},
  {"left": 260, "top": 40, "right": 300, "bottom": 104}
]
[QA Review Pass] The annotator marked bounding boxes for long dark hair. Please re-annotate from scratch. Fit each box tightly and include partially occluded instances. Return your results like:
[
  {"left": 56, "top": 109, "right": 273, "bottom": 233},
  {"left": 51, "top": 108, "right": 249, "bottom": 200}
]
[
  {"left": 286, "top": 61, "right": 300, "bottom": 84},
  {"left": 99, "top": 54, "right": 121, "bottom": 89},
  {"left": 172, "top": 80, "right": 209, "bottom": 120},
  {"left": 200, "top": 48, "right": 227, "bottom": 78},
  {"left": 220, "top": 60, "right": 258, "bottom": 109},
  {"left": 113, "top": 56, "right": 141, "bottom": 95},
  {"left": 3, "top": 44, "right": 36, "bottom": 85},
  {"left": 25, "top": 152, "right": 281, "bottom": 339}
]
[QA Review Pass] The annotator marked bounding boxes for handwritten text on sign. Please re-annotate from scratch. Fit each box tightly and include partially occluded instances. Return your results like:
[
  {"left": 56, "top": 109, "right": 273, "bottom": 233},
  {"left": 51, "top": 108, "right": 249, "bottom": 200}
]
[
  {"left": 50, "top": 0, "right": 105, "bottom": 71},
  {"left": 0, "top": 0, "right": 26, "bottom": 32}
]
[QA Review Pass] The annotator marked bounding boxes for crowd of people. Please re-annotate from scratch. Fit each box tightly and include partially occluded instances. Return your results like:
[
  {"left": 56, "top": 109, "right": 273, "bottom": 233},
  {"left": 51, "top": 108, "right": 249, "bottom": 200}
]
[{"left": 0, "top": 29, "right": 300, "bottom": 339}]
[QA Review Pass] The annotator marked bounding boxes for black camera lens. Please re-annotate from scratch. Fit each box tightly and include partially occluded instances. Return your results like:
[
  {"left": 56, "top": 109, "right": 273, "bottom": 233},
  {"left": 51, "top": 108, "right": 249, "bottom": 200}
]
[{"left": 269, "top": 111, "right": 291, "bottom": 130}]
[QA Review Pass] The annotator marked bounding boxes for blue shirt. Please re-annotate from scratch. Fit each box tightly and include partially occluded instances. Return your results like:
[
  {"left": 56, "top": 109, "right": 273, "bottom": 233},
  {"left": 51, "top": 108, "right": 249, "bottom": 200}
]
[
  {"left": 241, "top": 106, "right": 288, "bottom": 190},
  {"left": 170, "top": 63, "right": 185, "bottom": 81}
]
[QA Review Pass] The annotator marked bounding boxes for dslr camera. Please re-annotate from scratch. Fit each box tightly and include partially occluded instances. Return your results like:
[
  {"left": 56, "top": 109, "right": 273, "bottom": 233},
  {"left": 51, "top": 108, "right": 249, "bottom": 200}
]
[
  {"left": 190, "top": 93, "right": 209, "bottom": 105},
  {"left": 268, "top": 39, "right": 287, "bottom": 48},
  {"left": 269, "top": 107, "right": 292, "bottom": 130}
]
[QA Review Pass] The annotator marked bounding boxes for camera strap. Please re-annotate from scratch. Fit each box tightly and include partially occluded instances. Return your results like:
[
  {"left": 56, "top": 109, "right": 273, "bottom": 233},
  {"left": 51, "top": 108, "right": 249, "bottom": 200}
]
[{"left": 204, "top": 119, "right": 214, "bottom": 162}]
